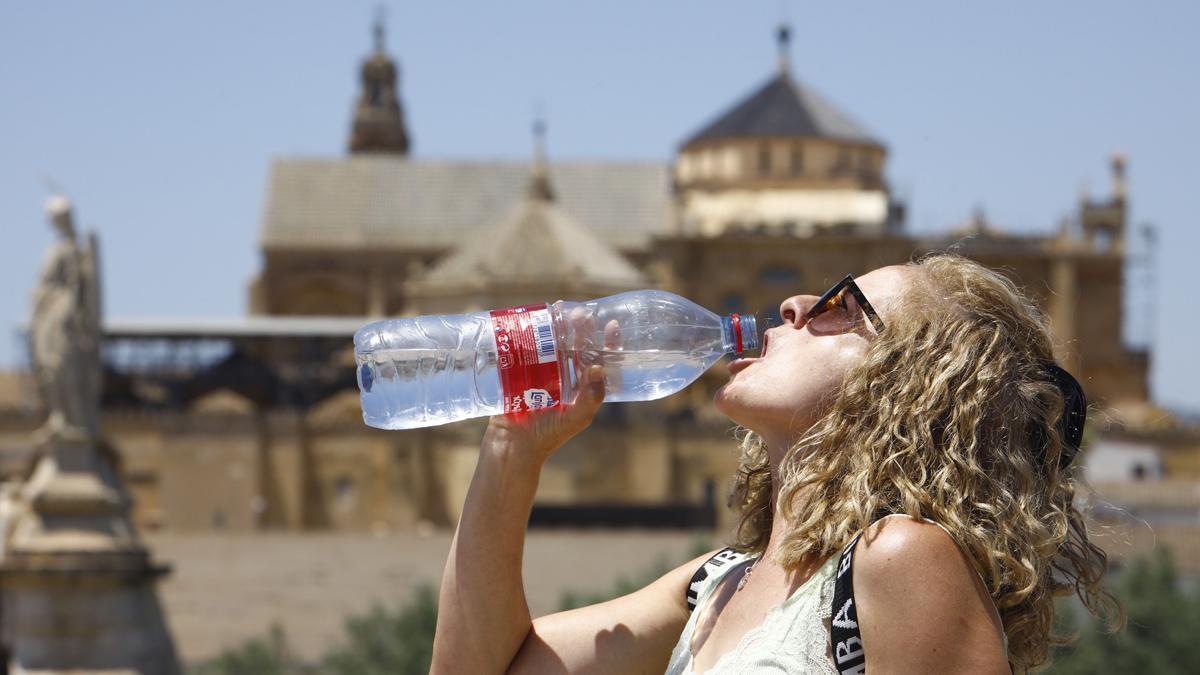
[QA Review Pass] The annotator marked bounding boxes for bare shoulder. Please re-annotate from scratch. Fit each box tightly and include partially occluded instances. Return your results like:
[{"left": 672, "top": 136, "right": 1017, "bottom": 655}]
[
  {"left": 855, "top": 516, "right": 974, "bottom": 582},
  {"left": 854, "top": 515, "right": 990, "bottom": 613},
  {"left": 852, "top": 516, "right": 1010, "bottom": 674}
]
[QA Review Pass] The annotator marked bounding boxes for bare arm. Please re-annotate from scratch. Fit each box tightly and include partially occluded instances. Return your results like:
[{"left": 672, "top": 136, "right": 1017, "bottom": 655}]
[
  {"left": 853, "top": 517, "right": 1011, "bottom": 675},
  {"left": 508, "top": 548, "right": 718, "bottom": 675},
  {"left": 431, "top": 366, "right": 703, "bottom": 674},
  {"left": 430, "top": 429, "right": 543, "bottom": 673}
]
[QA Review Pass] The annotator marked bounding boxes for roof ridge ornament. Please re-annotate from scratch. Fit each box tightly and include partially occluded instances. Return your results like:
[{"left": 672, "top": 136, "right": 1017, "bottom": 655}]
[
  {"left": 528, "top": 114, "right": 555, "bottom": 202},
  {"left": 777, "top": 23, "right": 792, "bottom": 75}
]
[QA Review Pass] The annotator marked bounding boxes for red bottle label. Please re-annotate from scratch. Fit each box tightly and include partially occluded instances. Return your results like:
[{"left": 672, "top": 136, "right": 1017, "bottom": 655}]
[{"left": 489, "top": 303, "right": 561, "bottom": 414}]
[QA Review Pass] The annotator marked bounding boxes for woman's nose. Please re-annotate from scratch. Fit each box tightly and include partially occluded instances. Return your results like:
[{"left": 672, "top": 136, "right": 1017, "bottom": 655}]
[{"left": 779, "top": 296, "right": 816, "bottom": 328}]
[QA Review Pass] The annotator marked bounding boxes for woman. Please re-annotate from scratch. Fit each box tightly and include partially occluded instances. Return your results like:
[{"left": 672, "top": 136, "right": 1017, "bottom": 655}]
[{"left": 431, "top": 254, "right": 1117, "bottom": 674}]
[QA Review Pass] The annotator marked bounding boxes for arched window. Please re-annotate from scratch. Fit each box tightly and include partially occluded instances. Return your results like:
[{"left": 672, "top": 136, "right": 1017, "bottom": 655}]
[
  {"left": 834, "top": 147, "right": 851, "bottom": 175},
  {"left": 334, "top": 475, "right": 359, "bottom": 512},
  {"left": 789, "top": 145, "right": 804, "bottom": 176},
  {"left": 757, "top": 144, "right": 772, "bottom": 176}
]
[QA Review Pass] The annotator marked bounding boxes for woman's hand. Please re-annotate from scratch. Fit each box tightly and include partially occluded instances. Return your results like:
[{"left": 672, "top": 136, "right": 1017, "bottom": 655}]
[{"left": 482, "top": 364, "right": 607, "bottom": 464}]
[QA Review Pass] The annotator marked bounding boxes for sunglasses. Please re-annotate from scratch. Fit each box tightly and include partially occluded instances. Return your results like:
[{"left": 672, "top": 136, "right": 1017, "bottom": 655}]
[{"left": 803, "top": 274, "right": 886, "bottom": 334}]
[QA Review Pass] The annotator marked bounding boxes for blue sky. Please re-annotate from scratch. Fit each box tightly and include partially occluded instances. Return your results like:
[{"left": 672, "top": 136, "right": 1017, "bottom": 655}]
[{"left": 2, "top": 1, "right": 1197, "bottom": 413}]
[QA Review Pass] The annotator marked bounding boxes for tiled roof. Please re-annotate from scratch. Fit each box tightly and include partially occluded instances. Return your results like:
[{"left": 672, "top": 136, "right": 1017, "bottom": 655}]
[
  {"left": 682, "top": 72, "right": 880, "bottom": 148},
  {"left": 103, "top": 316, "right": 365, "bottom": 338},
  {"left": 260, "top": 156, "right": 674, "bottom": 251},
  {"left": 421, "top": 187, "right": 646, "bottom": 289}
]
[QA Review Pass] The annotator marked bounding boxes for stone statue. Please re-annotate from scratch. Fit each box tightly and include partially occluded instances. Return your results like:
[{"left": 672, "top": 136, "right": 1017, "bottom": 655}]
[
  {"left": 29, "top": 195, "right": 102, "bottom": 440},
  {"left": 3, "top": 195, "right": 181, "bottom": 674}
]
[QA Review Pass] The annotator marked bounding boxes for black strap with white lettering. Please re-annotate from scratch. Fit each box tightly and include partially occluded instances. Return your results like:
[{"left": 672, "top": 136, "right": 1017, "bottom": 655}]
[
  {"left": 685, "top": 539, "right": 868, "bottom": 672},
  {"left": 685, "top": 547, "right": 745, "bottom": 612},
  {"left": 831, "top": 531, "right": 867, "bottom": 674}
]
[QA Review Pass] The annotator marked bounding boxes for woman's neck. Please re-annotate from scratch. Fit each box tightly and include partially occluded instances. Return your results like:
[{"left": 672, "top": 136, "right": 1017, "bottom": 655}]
[
  {"left": 762, "top": 428, "right": 796, "bottom": 503},
  {"left": 759, "top": 430, "right": 819, "bottom": 563},
  {"left": 761, "top": 435, "right": 792, "bottom": 561}
]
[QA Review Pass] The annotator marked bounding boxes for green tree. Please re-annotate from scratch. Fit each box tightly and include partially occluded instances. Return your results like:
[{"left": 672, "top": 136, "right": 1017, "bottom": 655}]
[
  {"left": 320, "top": 583, "right": 439, "bottom": 675},
  {"left": 1048, "top": 548, "right": 1200, "bottom": 674},
  {"left": 189, "top": 624, "right": 307, "bottom": 675}
]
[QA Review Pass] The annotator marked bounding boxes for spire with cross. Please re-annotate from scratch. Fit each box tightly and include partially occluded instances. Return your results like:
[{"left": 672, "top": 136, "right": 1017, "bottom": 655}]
[
  {"left": 373, "top": 9, "right": 386, "bottom": 53},
  {"left": 777, "top": 23, "right": 792, "bottom": 74}
]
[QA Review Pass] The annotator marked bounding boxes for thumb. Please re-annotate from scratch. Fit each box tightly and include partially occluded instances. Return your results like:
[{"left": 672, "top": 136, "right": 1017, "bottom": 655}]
[
  {"left": 584, "top": 364, "right": 607, "bottom": 400},
  {"left": 568, "top": 365, "right": 606, "bottom": 419}
]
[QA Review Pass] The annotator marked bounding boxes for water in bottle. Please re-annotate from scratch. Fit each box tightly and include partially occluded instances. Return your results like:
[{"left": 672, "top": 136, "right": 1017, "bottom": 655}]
[{"left": 353, "top": 290, "right": 759, "bottom": 430}]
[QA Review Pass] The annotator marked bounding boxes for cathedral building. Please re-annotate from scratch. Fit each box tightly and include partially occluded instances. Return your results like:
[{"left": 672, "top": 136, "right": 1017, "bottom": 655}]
[{"left": 1, "top": 21, "right": 1183, "bottom": 541}]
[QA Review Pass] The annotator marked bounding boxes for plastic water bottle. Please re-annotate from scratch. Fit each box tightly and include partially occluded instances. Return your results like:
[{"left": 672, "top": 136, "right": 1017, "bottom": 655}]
[{"left": 353, "top": 290, "right": 759, "bottom": 430}]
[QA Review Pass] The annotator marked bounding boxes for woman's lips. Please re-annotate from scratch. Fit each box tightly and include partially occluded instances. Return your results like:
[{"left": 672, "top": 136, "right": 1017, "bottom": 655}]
[
  {"left": 729, "top": 357, "right": 758, "bottom": 375},
  {"left": 729, "top": 331, "right": 770, "bottom": 375}
]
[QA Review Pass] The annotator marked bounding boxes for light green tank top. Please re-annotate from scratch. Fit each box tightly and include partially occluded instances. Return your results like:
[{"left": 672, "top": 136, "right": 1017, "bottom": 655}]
[{"left": 665, "top": 553, "right": 842, "bottom": 674}]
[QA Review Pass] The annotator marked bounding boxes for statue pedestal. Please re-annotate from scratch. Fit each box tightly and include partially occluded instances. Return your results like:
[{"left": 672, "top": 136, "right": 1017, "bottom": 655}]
[{"left": 0, "top": 429, "right": 179, "bottom": 675}]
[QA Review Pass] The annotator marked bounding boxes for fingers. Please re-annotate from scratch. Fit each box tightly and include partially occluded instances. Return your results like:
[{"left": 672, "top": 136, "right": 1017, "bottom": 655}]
[
  {"left": 563, "top": 365, "right": 605, "bottom": 433},
  {"left": 567, "top": 306, "right": 596, "bottom": 366},
  {"left": 601, "top": 318, "right": 623, "bottom": 393},
  {"left": 484, "top": 365, "right": 605, "bottom": 460},
  {"left": 603, "top": 319, "right": 623, "bottom": 350}
]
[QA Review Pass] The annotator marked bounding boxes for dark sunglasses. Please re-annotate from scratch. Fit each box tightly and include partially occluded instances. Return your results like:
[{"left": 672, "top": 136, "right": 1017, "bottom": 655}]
[
  {"left": 803, "top": 274, "right": 886, "bottom": 334},
  {"left": 1045, "top": 363, "right": 1087, "bottom": 469}
]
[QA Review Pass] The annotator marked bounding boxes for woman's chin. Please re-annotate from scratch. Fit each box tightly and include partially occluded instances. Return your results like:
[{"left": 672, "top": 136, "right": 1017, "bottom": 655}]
[{"left": 713, "top": 383, "right": 751, "bottom": 427}]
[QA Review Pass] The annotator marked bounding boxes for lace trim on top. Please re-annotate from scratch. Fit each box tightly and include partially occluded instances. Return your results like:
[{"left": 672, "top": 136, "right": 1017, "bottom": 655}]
[{"left": 664, "top": 553, "right": 840, "bottom": 675}]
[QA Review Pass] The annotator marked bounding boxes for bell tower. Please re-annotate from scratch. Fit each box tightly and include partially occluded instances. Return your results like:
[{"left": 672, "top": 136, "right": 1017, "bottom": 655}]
[
  {"left": 348, "top": 16, "right": 410, "bottom": 154},
  {"left": 1079, "top": 153, "right": 1128, "bottom": 252}
]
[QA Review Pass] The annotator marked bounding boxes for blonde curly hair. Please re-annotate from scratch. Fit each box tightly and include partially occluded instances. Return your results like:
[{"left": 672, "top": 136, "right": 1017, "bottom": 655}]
[{"left": 727, "top": 253, "right": 1120, "bottom": 671}]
